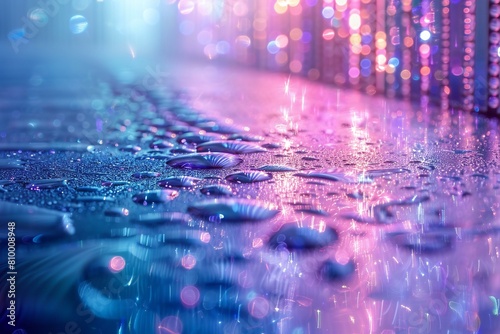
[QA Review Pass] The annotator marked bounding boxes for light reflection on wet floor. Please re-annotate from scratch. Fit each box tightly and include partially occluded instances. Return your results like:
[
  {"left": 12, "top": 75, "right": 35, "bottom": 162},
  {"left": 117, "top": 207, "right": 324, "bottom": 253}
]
[{"left": 1, "top": 59, "right": 500, "bottom": 333}]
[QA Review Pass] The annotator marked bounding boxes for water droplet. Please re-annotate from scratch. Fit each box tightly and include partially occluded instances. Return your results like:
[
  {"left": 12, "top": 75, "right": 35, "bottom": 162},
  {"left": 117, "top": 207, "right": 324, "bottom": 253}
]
[
  {"left": 256, "top": 165, "right": 297, "bottom": 172},
  {"left": 385, "top": 231, "right": 453, "bottom": 254},
  {"left": 262, "top": 142, "right": 281, "bottom": 149},
  {"left": 365, "top": 168, "right": 411, "bottom": 178},
  {"left": 102, "top": 181, "right": 130, "bottom": 187},
  {"left": 158, "top": 176, "right": 201, "bottom": 187},
  {"left": 418, "top": 164, "right": 436, "bottom": 171},
  {"left": 177, "top": 132, "right": 221, "bottom": 144},
  {"left": 471, "top": 173, "right": 489, "bottom": 179},
  {"left": 132, "top": 189, "right": 179, "bottom": 205},
  {"left": 295, "top": 170, "right": 367, "bottom": 183},
  {"left": 302, "top": 156, "right": 319, "bottom": 161},
  {"left": 188, "top": 199, "right": 279, "bottom": 222},
  {"left": 200, "top": 184, "right": 234, "bottom": 196},
  {"left": 319, "top": 260, "right": 355, "bottom": 281},
  {"left": 453, "top": 149, "right": 472, "bottom": 154},
  {"left": 196, "top": 121, "right": 240, "bottom": 134},
  {"left": 346, "top": 190, "right": 364, "bottom": 199},
  {"left": 120, "top": 145, "right": 141, "bottom": 153},
  {"left": 104, "top": 207, "right": 130, "bottom": 217},
  {"left": 167, "top": 153, "right": 242, "bottom": 169},
  {"left": 76, "top": 186, "right": 102, "bottom": 192},
  {"left": 76, "top": 196, "right": 116, "bottom": 202},
  {"left": 197, "top": 141, "right": 266, "bottom": 154},
  {"left": 440, "top": 176, "right": 462, "bottom": 181},
  {"left": 225, "top": 171, "right": 272, "bottom": 183},
  {"left": 0, "top": 200, "right": 75, "bottom": 238},
  {"left": 228, "top": 133, "right": 264, "bottom": 142},
  {"left": 268, "top": 224, "right": 338, "bottom": 251},
  {"left": 132, "top": 171, "right": 161, "bottom": 179},
  {"left": 25, "top": 178, "right": 68, "bottom": 190},
  {"left": 0, "top": 158, "right": 25, "bottom": 169},
  {"left": 294, "top": 207, "right": 329, "bottom": 216},
  {"left": 132, "top": 212, "right": 192, "bottom": 226},
  {"left": 166, "top": 124, "right": 195, "bottom": 134},
  {"left": 149, "top": 140, "right": 174, "bottom": 149},
  {"left": 169, "top": 147, "right": 196, "bottom": 154}
]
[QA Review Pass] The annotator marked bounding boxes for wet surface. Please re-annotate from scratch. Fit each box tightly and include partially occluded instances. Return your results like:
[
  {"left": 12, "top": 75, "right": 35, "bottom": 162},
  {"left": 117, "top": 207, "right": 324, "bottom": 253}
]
[{"left": 1, "top": 58, "right": 500, "bottom": 333}]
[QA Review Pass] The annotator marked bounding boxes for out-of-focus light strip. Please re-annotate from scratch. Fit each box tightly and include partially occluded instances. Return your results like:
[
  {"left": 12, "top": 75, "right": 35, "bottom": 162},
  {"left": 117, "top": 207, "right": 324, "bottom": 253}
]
[
  {"left": 385, "top": 0, "right": 396, "bottom": 98},
  {"left": 417, "top": 1, "right": 432, "bottom": 99},
  {"left": 400, "top": 0, "right": 412, "bottom": 98},
  {"left": 441, "top": 0, "right": 451, "bottom": 110},
  {"left": 347, "top": 1, "right": 361, "bottom": 87},
  {"left": 462, "top": 1, "right": 475, "bottom": 111},
  {"left": 375, "top": 0, "right": 386, "bottom": 92},
  {"left": 488, "top": 0, "right": 500, "bottom": 112}
]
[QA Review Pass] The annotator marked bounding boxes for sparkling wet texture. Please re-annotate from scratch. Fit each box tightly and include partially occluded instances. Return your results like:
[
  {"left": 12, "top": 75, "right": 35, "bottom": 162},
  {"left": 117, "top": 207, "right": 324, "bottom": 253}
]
[{"left": 1, "top": 60, "right": 500, "bottom": 333}]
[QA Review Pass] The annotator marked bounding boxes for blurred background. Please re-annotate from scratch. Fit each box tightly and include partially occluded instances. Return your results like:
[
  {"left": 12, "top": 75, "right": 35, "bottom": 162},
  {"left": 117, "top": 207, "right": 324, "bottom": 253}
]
[{"left": 0, "top": 0, "right": 496, "bottom": 113}]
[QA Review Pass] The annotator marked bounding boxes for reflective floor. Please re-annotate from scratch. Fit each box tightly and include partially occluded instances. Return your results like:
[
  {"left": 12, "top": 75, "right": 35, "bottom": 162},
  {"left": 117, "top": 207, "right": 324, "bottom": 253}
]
[{"left": 1, "top": 57, "right": 500, "bottom": 333}]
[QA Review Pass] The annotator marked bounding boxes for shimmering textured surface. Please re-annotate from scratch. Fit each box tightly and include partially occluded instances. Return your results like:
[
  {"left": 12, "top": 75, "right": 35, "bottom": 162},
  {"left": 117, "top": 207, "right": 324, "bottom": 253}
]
[{"left": 1, "top": 59, "right": 500, "bottom": 334}]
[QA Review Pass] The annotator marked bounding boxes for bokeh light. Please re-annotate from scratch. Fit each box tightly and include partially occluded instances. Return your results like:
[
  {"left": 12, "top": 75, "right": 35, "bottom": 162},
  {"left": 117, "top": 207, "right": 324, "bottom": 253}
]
[{"left": 108, "top": 256, "right": 126, "bottom": 273}]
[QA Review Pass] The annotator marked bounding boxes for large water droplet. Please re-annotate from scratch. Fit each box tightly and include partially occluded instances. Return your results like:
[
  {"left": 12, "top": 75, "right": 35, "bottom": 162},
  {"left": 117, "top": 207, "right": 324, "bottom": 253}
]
[
  {"left": 294, "top": 170, "right": 371, "bottom": 183},
  {"left": 25, "top": 178, "right": 68, "bottom": 190},
  {"left": 385, "top": 231, "right": 453, "bottom": 254},
  {"left": 197, "top": 141, "right": 266, "bottom": 154},
  {"left": 187, "top": 199, "right": 279, "bottom": 222},
  {"left": 256, "top": 165, "right": 297, "bottom": 172},
  {"left": 177, "top": 133, "right": 221, "bottom": 145},
  {"left": 102, "top": 181, "right": 130, "bottom": 187},
  {"left": 158, "top": 176, "right": 201, "bottom": 188},
  {"left": 225, "top": 171, "right": 272, "bottom": 183},
  {"left": 0, "top": 158, "right": 25, "bottom": 169},
  {"left": 132, "top": 189, "right": 179, "bottom": 205},
  {"left": 0, "top": 200, "right": 75, "bottom": 238},
  {"left": 200, "top": 184, "right": 234, "bottom": 196},
  {"left": 167, "top": 153, "right": 242, "bottom": 169},
  {"left": 268, "top": 224, "right": 338, "bottom": 251},
  {"left": 149, "top": 140, "right": 174, "bottom": 149},
  {"left": 76, "top": 186, "right": 102, "bottom": 192},
  {"left": 228, "top": 134, "right": 264, "bottom": 142},
  {"left": 365, "top": 168, "right": 410, "bottom": 178},
  {"left": 120, "top": 145, "right": 142, "bottom": 153}
]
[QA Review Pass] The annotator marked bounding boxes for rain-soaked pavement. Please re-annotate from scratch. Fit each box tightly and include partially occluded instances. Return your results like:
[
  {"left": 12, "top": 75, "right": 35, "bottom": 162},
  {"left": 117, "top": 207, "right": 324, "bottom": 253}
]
[{"left": 1, "top": 57, "right": 500, "bottom": 334}]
